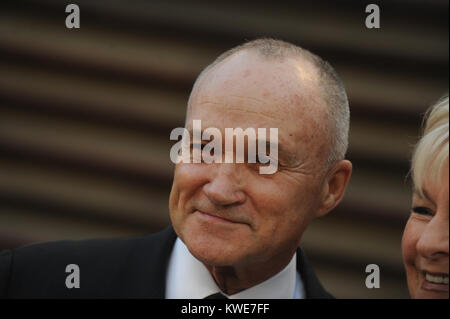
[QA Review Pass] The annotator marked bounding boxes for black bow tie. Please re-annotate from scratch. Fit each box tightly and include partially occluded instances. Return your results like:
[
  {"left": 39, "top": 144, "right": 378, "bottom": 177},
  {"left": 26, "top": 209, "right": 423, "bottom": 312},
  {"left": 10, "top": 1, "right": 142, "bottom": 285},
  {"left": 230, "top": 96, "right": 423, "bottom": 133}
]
[{"left": 204, "top": 292, "right": 228, "bottom": 299}]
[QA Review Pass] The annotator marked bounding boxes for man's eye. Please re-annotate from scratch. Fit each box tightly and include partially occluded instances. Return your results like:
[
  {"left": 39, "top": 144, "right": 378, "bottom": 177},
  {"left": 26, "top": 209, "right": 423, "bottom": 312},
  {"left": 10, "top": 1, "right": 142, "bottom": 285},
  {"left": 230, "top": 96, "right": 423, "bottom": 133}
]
[
  {"left": 412, "top": 206, "right": 434, "bottom": 216},
  {"left": 246, "top": 162, "right": 261, "bottom": 170},
  {"left": 191, "top": 143, "right": 204, "bottom": 150}
]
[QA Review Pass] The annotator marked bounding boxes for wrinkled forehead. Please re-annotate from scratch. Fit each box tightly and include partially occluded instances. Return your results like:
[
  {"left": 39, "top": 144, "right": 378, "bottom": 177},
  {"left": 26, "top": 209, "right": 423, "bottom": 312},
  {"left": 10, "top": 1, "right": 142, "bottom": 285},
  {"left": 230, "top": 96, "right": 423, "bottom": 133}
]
[
  {"left": 186, "top": 50, "right": 330, "bottom": 163},
  {"left": 191, "top": 50, "right": 322, "bottom": 114},
  {"left": 190, "top": 51, "right": 326, "bottom": 125}
]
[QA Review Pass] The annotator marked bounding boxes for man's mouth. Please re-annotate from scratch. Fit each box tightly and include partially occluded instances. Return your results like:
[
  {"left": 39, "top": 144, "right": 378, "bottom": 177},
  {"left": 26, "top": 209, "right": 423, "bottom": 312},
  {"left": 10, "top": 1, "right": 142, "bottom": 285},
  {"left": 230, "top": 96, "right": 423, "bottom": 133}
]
[{"left": 194, "top": 210, "right": 246, "bottom": 225}]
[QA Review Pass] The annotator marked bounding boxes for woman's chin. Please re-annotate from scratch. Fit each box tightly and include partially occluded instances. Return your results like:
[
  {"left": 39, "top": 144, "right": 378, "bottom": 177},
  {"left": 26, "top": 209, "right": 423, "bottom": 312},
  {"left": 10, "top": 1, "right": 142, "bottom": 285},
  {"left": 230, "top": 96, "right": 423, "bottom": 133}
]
[{"left": 412, "top": 288, "right": 449, "bottom": 299}]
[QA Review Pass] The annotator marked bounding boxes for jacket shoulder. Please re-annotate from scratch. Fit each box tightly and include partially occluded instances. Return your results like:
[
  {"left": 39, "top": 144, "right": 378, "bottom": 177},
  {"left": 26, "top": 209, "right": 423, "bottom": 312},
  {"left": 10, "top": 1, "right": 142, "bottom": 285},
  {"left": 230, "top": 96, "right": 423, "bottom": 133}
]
[{"left": 0, "top": 227, "right": 176, "bottom": 298}]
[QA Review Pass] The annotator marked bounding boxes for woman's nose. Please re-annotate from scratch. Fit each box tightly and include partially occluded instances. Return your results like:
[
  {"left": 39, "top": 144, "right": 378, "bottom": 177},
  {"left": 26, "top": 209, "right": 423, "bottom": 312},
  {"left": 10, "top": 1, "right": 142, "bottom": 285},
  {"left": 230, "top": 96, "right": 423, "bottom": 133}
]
[{"left": 417, "top": 212, "right": 449, "bottom": 261}]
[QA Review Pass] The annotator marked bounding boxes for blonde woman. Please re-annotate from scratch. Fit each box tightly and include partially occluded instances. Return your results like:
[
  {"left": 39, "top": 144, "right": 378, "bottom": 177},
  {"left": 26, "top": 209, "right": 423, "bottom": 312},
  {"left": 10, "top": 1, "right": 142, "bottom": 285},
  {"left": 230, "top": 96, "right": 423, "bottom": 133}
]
[{"left": 402, "top": 95, "right": 449, "bottom": 298}]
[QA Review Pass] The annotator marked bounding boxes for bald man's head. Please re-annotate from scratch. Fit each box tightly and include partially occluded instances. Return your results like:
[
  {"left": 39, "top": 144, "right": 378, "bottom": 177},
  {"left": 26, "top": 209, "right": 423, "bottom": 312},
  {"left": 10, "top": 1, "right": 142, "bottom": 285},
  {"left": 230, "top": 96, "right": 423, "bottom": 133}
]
[
  {"left": 170, "top": 40, "right": 353, "bottom": 274},
  {"left": 188, "top": 38, "right": 349, "bottom": 166}
]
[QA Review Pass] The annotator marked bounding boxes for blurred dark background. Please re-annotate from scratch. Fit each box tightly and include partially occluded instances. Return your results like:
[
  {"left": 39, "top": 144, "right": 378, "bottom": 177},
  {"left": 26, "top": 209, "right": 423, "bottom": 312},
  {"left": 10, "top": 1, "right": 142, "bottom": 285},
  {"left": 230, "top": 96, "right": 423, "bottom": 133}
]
[{"left": 0, "top": 0, "right": 448, "bottom": 298}]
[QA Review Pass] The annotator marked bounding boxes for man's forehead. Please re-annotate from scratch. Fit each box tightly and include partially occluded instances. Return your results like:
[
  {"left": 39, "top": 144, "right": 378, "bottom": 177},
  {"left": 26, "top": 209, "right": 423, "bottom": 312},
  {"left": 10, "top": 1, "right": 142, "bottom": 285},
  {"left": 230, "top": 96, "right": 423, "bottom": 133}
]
[
  {"left": 189, "top": 50, "right": 324, "bottom": 120},
  {"left": 186, "top": 50, "right": 329, "bottom": 160},
  {"left": 188, "top": 95, "right": 286, "bottom": 123},
  {"left": 195, "top": 50, "right": 320, "bottom": 101},
  {"left": 186, "top": 103, "right": 326, "bottom": 163},
  {"left": 187, "top": 92, "right": 327, "bottom": 142}
]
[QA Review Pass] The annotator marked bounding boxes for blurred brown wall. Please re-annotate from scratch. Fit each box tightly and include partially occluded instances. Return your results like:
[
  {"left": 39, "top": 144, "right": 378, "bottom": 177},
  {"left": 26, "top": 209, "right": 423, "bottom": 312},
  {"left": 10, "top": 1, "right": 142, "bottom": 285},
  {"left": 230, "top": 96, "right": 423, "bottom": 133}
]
[{"left": 0, "top": 0, "right": 448, "bottom": 298}]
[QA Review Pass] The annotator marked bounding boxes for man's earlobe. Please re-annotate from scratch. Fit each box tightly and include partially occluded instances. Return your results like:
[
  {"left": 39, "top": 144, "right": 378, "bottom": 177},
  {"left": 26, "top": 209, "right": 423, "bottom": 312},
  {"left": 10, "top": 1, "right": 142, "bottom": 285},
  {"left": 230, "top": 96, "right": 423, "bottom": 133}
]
[{"left": 315, "top": 160, "right": 352, "bottom": 218}]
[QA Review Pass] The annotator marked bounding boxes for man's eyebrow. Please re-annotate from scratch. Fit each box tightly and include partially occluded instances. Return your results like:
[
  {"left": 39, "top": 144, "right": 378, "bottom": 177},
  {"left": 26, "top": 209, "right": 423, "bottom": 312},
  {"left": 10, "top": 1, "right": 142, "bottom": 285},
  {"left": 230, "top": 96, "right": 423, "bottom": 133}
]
[
  {"left": 183, "top": 130, "right": 289, "bottom": 157},
  {"left": 186, "top": 127, "right": 202, "bottom": 140},
  {"left": 255, "top": 139, "right": 279, "bottom": 152},
  {"left": 259, "top": 139, "right": 295, "bottom": 162}
]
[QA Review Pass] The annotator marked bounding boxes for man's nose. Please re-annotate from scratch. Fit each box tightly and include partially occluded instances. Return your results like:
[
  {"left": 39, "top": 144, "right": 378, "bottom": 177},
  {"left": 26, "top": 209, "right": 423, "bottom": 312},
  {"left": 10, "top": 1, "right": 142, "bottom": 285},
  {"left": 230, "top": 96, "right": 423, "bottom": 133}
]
[
  {"left": 417, "top": 212, "right": 449, "bottom": 261},
  {"left": 203, "top": 164, "right": 246, "bottom": 206}
]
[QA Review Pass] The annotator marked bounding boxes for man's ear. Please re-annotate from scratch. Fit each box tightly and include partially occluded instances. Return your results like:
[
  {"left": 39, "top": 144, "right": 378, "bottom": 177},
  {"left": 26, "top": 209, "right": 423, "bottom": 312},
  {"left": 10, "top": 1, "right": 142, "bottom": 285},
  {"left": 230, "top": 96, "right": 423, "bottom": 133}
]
[{"left": 315, "top": 160, "right": 352, "bottom": 218}]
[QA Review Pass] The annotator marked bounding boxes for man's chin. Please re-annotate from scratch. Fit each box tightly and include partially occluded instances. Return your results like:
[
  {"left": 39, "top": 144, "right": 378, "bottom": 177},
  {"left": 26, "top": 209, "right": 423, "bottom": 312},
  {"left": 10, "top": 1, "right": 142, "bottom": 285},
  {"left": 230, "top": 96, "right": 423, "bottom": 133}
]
[
  {"left": 191, "top": 249, "right": 237, "bottom": 267},
  {"left": 175, "top": 213, "right": 255, "bottom": 263},
  {"left": 182, "top": 230, "right": 248, "bottom": 266}
]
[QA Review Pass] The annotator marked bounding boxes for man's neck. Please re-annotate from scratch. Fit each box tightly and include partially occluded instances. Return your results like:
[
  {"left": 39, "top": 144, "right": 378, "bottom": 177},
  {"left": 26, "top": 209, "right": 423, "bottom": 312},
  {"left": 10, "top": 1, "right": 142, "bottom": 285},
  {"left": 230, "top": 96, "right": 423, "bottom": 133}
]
[{"left": 203, "top": 250, "right": 297, "bottom": 295}]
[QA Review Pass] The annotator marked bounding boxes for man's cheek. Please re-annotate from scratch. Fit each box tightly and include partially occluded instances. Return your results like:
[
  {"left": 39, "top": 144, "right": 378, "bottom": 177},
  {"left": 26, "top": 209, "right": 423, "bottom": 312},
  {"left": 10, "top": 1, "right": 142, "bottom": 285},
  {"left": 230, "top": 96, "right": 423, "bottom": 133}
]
[
  {"left": 177, "top": 164, "right": 207, "bottom": 188},
  {"left": 169, "top": 181, "right": 190, "bottom": 221}
]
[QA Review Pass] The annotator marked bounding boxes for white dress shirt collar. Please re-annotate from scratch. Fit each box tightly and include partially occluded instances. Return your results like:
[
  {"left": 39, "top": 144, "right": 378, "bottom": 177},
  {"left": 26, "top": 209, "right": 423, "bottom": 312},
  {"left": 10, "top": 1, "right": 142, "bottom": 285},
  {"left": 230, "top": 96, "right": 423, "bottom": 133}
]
[{"left": 165, "top": 238, "right": 304, "bottom": 299}]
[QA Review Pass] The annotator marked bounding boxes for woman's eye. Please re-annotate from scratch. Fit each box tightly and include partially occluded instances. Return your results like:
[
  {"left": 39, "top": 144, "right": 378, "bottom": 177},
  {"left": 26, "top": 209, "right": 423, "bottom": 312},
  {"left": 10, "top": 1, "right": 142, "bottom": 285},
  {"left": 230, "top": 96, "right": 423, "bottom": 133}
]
[{"left": 412, "top": 206, "right": 434, "bottom": 216}]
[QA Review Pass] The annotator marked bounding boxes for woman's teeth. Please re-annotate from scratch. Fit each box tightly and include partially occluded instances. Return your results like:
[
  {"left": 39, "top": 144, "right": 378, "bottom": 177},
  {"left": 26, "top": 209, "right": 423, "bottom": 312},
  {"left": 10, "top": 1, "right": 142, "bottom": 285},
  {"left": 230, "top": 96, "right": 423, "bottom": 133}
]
[{"left": 425, "top": 273, "right": 449, "bottom": 284}]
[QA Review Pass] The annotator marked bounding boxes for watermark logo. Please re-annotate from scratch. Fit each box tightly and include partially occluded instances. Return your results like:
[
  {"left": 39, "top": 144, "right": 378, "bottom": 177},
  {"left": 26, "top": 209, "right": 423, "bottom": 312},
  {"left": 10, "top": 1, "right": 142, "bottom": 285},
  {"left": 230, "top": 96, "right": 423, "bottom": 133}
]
[
  {"left": 65, "top": 4, "right": 80, "bottom": 29},
  {"left": 65, "top": 264, "right": 80, "bottom": 289},
  {"left": 365, "top": 264, "right": 380, "bottom": 288},
  {"left": 365, "top": 4, "right": 380, "bottom": 29},
  {"left": 170, "top": 120, "right": 278, "bottom": 174}
]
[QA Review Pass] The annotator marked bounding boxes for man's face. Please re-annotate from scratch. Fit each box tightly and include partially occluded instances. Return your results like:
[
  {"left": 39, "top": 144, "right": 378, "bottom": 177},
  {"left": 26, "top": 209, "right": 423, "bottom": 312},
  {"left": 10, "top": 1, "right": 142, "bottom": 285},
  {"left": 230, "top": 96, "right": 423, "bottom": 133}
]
[{"left": 169, "top": 50, "right": 331, "bottom": 268}]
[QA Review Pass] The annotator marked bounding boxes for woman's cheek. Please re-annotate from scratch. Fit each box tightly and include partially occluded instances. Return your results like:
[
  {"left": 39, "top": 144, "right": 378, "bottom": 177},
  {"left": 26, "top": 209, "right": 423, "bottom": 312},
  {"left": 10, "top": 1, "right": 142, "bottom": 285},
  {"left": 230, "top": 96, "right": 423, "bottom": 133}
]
[
  {"left": 402, "top": 217, "right": 424, "bottom": 297},
  {"left": 402, "top": 218, "right": 418, "bottom": 263}
]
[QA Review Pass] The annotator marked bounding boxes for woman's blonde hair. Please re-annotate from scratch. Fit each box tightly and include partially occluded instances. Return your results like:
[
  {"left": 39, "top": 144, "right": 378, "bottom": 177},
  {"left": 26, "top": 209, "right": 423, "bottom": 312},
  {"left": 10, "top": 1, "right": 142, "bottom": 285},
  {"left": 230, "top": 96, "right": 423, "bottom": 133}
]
[{"left": 411, "top": 94, "right": 449, "bottom": 196}]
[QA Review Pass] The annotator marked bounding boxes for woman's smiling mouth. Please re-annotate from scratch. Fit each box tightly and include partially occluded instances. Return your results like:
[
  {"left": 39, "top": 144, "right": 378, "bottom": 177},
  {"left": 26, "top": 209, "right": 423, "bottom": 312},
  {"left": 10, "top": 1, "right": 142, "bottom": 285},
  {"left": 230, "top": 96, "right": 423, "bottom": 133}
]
[{"left": 421, "top": 271, "right": 449, "bottom": 292}]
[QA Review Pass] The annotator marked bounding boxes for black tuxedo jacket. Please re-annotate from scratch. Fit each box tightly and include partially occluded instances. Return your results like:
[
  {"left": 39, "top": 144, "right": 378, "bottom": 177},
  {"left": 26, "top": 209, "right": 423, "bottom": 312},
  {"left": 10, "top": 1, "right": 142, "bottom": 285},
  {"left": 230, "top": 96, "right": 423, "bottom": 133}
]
[{"left": 0, "top": 226, "right": 333, "bottom": 298}]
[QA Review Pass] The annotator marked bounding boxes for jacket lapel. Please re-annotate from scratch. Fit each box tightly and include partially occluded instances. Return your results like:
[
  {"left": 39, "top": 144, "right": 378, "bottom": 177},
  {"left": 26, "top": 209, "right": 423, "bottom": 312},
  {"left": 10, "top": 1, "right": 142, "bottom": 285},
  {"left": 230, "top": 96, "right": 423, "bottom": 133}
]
[
  {"left": 296, "top": 248, "right": 334, "bottom": 298},
  {"left": 128, "top": 226, "right": 177, "bottom": 298}
]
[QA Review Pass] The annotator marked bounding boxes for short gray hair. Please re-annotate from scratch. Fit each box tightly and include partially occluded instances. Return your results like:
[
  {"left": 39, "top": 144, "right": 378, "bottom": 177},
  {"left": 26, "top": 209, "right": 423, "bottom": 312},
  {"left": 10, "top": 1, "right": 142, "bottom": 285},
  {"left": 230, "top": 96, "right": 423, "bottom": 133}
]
[{"left": 188, "top": 38, "right": 350, "bottom": 166}]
